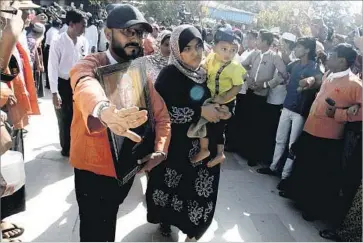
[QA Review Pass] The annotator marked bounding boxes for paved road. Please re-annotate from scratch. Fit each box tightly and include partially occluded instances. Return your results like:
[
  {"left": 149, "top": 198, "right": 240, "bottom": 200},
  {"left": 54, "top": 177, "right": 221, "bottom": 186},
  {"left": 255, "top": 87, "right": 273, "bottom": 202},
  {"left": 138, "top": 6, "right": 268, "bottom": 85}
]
[{"left": 5, "top": 91, "right": 330, "bottom": 242}]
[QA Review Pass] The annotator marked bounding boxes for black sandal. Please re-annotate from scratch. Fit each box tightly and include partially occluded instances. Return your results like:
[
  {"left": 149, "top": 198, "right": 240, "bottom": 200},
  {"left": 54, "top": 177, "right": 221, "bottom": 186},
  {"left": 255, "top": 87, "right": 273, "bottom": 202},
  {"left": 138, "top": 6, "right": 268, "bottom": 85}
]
[
  {"left": 1, "top": 223, "right": 24, "bottom": 239},
  {"left": 319, "top": 229, "right": 340, "bottom": 241}
]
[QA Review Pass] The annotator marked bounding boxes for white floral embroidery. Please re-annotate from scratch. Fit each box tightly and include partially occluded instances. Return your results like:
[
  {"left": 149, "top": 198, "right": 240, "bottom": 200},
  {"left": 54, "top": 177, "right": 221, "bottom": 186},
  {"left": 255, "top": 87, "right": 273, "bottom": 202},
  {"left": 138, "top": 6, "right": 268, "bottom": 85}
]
[
  {"left": 189, "top": 140, "right": 200, "bottom": 164},
  {"left": 164, "top": 168, "right": 182, "bottom": 188},
  {"left": 187, "top": 201, "right": 203, "bottom": 225},
  {"left": 169, "top": 106, "right": 194, "bottom": 124},
  {"left": 204, "top": 202, "right": 214, "bottom": 222},
  {"left": 195, "top": 169, "right": 214, "bottom": 198},
  {"left": 171, "top": 195, "right": 183, "bottom": 212},
  {"left": 152, "top": 189, "right": 169, "bottom": 207}
]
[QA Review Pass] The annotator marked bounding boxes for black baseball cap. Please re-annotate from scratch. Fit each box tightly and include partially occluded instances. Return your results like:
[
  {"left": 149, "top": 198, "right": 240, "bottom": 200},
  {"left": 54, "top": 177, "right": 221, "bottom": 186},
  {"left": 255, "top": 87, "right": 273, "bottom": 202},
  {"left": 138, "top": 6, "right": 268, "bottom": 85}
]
[
  {"left": 106, "top": 4, "right": 152, "bottom": 33},
  {"left": 105, "top": 3, "right": 120, "bottom": 15}
]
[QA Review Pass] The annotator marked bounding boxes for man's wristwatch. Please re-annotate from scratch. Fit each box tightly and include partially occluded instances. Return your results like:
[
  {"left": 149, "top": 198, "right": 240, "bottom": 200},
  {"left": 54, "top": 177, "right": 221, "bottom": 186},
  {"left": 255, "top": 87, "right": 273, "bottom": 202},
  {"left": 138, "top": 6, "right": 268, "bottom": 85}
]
[{"left": 97, "top": 102, "right": 111, "bottom": 124}]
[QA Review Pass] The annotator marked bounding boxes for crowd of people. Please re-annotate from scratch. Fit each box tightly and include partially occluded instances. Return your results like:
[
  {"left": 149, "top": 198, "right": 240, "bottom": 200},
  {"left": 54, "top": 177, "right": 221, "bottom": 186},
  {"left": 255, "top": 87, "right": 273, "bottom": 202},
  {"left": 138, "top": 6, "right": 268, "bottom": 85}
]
[{"left": 0, "top": 0, "right": 362, "bottom": 242}]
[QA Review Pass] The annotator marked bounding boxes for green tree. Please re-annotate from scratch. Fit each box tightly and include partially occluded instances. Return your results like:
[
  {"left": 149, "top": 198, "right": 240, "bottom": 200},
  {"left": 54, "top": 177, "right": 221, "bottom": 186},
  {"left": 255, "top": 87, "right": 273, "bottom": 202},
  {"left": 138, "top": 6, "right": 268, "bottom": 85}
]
[{"left": 255, "top": 1, "right": 311, "bottom": 34}]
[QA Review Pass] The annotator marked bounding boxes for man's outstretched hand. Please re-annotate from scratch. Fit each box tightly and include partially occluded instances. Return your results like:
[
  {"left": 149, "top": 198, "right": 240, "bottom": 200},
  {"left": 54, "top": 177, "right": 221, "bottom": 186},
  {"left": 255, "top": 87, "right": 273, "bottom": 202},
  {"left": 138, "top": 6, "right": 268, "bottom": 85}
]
[{"left": 100, "top": 105, "right": 148, "bottom": 143}]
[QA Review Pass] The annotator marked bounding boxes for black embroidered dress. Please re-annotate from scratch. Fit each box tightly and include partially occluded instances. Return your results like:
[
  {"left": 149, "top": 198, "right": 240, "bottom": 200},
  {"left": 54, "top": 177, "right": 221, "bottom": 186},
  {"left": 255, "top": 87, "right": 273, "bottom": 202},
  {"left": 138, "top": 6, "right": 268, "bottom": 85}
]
[{"left": 146, "top": 65, "right": 220, "bottom": 240}]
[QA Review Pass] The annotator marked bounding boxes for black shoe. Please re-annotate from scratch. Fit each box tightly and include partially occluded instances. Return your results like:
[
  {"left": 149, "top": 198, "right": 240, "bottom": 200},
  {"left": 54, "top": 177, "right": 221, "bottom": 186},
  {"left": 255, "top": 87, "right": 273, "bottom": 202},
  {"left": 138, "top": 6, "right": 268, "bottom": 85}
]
[
  {"left": 159, "top": 223, "right": 171, "bottom": 237},
  {"left": 61, "top": 151, "right": 69, "bottom": 157},
  {"left": 247, "top": 160, "right": 257, "bottom": 167},
  {"left": 257, "top": 167, "right": 276, "bottom": 175},
  {"left": 277, "top": 179, "right": 288, "bottom": 191}
]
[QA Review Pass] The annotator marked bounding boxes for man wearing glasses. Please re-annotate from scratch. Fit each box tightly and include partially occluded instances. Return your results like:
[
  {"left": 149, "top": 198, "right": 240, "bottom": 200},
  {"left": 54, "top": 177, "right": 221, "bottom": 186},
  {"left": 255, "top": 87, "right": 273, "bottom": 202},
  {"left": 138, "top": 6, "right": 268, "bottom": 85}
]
[{"left": 69, "top": 4, "right": 170, "bottom": 241}]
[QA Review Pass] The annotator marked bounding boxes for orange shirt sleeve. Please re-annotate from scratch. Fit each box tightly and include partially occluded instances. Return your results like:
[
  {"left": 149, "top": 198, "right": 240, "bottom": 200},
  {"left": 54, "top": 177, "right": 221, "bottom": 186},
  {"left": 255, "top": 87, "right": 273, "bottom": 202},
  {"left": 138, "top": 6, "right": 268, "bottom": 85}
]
[
  {"left": 334, "top": 79, "right": 363, "bottom": 123},
  {"left": 70, "top": 54, "right": 109, "bottom": 134},
  {"left": 147, "top": 79, "right": 171, "bottom": 154}
]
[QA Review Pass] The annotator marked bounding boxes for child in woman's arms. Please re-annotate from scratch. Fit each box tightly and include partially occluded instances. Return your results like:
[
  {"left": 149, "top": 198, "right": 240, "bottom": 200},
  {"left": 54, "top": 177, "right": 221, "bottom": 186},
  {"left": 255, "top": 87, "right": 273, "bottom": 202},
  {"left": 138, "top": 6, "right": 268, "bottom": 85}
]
[{"left": 192, "top": 27, "right": 246, "bottom": 167}]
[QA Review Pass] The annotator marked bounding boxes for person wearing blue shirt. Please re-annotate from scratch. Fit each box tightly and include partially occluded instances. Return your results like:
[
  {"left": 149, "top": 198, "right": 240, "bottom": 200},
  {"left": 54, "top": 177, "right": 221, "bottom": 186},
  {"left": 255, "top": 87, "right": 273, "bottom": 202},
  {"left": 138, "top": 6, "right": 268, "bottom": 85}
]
[{"left": 257, "top": 37, "right": 323, "bottom": 190}]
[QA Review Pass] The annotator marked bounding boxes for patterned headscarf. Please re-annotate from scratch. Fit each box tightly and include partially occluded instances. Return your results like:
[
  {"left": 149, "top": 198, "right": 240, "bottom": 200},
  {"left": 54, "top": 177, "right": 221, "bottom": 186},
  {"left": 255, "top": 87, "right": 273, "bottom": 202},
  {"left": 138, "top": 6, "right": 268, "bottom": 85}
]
[{"left": 168, "top": 24, "right": 206, "bottom": 84}]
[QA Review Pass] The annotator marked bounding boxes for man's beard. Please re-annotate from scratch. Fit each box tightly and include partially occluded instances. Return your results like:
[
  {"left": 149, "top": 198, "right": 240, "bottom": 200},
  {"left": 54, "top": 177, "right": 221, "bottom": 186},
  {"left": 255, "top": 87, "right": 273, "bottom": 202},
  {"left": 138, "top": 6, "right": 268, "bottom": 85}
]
[{"left": 111, "top": 39, "right": 143, "bottom": 61}]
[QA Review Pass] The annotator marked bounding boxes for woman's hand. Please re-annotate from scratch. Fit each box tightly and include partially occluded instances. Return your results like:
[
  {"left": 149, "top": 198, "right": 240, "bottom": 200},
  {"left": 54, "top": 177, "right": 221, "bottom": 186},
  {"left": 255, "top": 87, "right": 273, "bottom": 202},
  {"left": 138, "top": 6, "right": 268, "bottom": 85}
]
[
  {"left": 201, "top": 104, "right": 220, "bottom": 123},
  {"left": 216, "top": 105, "right": 231, "bottom": 120}
]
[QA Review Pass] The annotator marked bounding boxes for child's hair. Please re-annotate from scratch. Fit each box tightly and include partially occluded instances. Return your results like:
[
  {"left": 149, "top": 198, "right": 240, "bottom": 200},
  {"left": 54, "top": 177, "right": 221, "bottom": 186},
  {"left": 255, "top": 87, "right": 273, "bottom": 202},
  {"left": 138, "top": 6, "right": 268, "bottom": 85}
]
[
  {"left": 259, "top": 29, "right": 274, "bottom": 46},
  {"left": 296, "top": 37, "right": 317, "bottom": 61}
]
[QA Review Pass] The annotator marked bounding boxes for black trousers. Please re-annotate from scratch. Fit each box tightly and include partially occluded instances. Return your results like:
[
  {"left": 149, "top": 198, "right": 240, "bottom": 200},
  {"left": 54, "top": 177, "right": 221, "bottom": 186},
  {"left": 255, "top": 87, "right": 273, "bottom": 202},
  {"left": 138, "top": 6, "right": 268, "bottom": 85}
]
[
  {"left": 239, "top": 91, "right": 267, "bottom": 161},
  {"left": 43, "top": 45, "right": 50, "bottom": 88},
  {"left": 225, "top": 94, "right": 247, "bottom": 151},
  {"left": 74, "top": 169, "right": 134, "bottom": 242},
  {"left": 55, "top": 78, "right": 73, "bottom": 154},
  {"left": 207, "top": 100, "right": 235, "bottom": 145}
]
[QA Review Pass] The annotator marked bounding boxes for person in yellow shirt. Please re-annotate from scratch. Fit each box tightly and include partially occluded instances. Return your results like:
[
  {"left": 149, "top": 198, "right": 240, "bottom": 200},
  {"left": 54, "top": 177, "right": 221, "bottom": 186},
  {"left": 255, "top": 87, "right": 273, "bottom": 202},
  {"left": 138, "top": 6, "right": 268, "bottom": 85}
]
[{"left": 192, "top": 27, "right": 246, "bottom": 166}]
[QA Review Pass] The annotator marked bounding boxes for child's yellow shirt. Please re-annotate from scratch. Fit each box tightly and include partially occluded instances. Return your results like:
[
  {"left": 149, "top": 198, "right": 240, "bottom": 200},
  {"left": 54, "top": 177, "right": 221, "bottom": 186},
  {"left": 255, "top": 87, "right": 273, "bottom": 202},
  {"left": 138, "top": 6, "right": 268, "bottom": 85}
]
[{"left": 204, "top": 53, "right": 246, "bottom": 103}]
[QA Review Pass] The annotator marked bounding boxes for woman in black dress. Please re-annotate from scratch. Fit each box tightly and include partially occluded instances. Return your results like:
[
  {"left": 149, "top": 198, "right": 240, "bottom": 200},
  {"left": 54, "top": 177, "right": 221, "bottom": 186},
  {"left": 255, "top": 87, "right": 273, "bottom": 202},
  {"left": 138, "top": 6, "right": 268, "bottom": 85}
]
[{"left": 146, "top": 25, "right": 228, "bottom": 241}]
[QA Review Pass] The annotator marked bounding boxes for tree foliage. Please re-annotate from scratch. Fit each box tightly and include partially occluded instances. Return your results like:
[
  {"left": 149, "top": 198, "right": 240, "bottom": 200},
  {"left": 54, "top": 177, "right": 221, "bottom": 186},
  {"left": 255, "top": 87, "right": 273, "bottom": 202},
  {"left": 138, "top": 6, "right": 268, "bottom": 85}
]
[{"left": 88, "top": 0, "right": 360, "bottom": 35}]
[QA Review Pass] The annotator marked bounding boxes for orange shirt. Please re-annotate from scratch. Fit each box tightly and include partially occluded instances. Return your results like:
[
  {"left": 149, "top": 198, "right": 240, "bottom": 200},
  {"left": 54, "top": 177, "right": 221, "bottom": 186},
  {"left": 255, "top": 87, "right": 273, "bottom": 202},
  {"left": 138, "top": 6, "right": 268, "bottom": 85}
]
[
  {"left": 304, "top": 71, "right": 362, "bottom": 139},
  {"left": 69, "top": 52, "right": 171, "bottom": 178}
]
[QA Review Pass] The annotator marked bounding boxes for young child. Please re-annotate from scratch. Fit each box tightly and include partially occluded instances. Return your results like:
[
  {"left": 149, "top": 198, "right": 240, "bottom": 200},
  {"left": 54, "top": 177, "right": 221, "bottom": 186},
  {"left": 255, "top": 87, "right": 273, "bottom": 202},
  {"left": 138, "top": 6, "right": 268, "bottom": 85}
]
[{"left": 192, "top": 27, "right": 246, "bottom": 166}]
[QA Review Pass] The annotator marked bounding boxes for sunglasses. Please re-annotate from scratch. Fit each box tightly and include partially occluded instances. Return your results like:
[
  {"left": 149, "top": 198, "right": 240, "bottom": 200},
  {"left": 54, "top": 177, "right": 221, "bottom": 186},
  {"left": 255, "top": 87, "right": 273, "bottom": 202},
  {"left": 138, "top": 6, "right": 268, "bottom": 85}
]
[{"left": 120, "top": 28, "right": 147, "bottom": 38}]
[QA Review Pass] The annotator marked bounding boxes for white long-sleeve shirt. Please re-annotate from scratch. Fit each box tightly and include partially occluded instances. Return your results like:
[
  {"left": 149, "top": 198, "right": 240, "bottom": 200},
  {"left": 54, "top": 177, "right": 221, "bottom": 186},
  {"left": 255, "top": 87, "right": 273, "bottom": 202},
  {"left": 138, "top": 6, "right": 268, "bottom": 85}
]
[
  {"left": 48, "top": 32, "right": 89, "bottom": 94},
  {"left": 45, "top": 27, "right": 59, "bottom": 46},
  {"left": 98, "top": 27, "right": 108, "bottom": 52},
  {"left": 84, "top": 25, "right": 99, "bottom": 53}
]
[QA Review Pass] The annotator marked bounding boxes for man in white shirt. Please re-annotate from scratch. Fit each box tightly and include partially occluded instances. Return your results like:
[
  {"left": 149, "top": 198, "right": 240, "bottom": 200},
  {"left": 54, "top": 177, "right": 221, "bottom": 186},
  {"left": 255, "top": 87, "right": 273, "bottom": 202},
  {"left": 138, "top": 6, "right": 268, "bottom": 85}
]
[
  {"left": 48, "top": 9, "right": 88, "bottom": 157},
  {"left": 239, "top": 30, "right": 258, "bottom": 94},
  {"left": 44, "top": 19, "right": 62, "bottom": 89},
  {"left": 84, "top": 18, "right": 99, "bottom": 53},
  {"left": 98, "top": 21, "right": 108, "bottom": 52}
]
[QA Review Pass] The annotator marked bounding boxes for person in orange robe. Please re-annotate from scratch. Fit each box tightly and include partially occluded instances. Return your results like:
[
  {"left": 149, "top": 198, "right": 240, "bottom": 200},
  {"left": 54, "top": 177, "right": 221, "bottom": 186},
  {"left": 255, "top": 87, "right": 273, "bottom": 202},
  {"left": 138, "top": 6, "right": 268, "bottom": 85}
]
[{"left": 0, "top": 1, "right": 40, "bottom": 240}]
